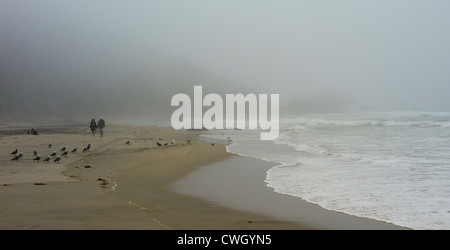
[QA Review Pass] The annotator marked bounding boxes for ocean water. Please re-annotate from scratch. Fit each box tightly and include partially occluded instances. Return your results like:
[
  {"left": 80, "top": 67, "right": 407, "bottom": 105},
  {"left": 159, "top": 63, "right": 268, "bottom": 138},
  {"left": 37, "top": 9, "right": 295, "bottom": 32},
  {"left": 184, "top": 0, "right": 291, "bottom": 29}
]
[{"left": 202, "top": 111, "right": 450, "bottom": 230}]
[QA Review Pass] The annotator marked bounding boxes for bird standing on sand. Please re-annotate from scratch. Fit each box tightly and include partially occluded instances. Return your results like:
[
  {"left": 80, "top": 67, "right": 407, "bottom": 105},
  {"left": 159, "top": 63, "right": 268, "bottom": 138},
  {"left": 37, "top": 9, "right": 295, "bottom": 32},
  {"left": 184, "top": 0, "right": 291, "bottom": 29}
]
[
  {"left": 48, "top": 143, "right": 52, "bottom": 148},
  {"left": 62, "top": 151, "right": 68, "bottom": 156},
  {"left": 33, "top": 148, "right": 38, "bottom": 156},
  {"left": 71, "top": 147, "right": 77, "bottom": 153},
  {"left": 60, "top": 146, "right": 67, "bottom": 151},
  {"left": 157, "top": 142, "right": 162, "bottom": 146},
  {"left": 54, "top": 155, "right": 61, "bottom": 163},
  {"left": 11, "top": 154, "right": 20, "bottom": 161},
  {"left": 171, "top": 139, "right": 175, "bottom": 145},
  {"left": 187, "top": 139, "right": 191, "bottom": 144},
  {"left": 43, "top": 155, "right": 51, "bottom": 162},
  {"left": 82, "top": 144, "right": 91, "bottom": 152},
  {"left": 33, "top": 155, "right": 41, "bottom": 161},
  {"left": 10, "top": 149, "right": 18, "bottom": 155},
  {"left": 50, "top": 151, "right": 57, "bottom": 157}
]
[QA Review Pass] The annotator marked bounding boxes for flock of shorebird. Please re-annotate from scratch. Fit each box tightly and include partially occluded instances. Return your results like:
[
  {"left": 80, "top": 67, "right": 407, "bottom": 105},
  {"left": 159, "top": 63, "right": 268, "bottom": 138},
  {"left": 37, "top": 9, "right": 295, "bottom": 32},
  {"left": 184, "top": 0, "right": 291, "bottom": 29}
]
[
  {"left": 9, "top": 136, "right": 224, "bottom": 164},
  {"left": 9, "top": 143, "right": 91, "bottom": 163}
]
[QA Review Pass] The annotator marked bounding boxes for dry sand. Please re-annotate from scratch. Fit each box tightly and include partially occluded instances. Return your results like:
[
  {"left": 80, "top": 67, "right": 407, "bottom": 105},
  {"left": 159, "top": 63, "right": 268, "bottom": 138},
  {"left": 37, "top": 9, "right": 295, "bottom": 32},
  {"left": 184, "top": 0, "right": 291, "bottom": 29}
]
[
  {"left": 0, "top": 123, "right": 306, "bottom": 229},
  {"left": 0, "top": 123, "right": 407, "bottom": 230}
]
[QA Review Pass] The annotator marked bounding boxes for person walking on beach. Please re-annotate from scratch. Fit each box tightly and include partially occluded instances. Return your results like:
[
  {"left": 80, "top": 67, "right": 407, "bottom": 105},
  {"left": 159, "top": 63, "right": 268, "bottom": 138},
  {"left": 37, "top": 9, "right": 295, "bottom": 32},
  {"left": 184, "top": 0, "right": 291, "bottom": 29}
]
[
  {"left": 90, "top": 118, "right": 98, "bottom": 136},
  {"left": 98, "top": 117, "right": 105, "bottom": 137}
]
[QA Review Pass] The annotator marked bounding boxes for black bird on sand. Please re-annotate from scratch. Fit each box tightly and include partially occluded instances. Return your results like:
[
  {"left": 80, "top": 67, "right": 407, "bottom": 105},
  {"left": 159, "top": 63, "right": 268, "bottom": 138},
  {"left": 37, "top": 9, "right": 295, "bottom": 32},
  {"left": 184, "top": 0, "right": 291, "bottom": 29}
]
[
  {"left": 11, "top": 154, "right": 20, "bottom": 161},
  {"left": 157, "top": 142, "right": 162, "bottom": 146},
  {"left": 71, "top": 147, "right": 77, "bottom": 153},
  {"left": 126, "top": 141, "right": 130, "bottom": 144},
  {"left": 10, "top": 149, "right": 18, "bottom": 155},
  {"left": 50, "top": 151, "right": 57, "bottom": 157},
  {"left": 33, "top": 149, "right": 38, "bottom": 156},
  {"left": 82, "top": 144, "right": 90, "bottom": 152},
  {"left": 43, "top": 155, "right": 51, "bottom": 162},
  {"left": 187, "top": 139, "right": 191, "bottom": 144},
  {"left": 54, "top": 155, "right": 61, "bottom": 163},
  {"left": 60, "top": 146, "right": 67, "bottom": 151},
  {"left": 48, "top": 143, "right": 52, "bottom": 148},
  {"left": 62, "top": 151, "right": 68, "bottom": 156},
  {"left": 33, "top": 155, "right": 41, "bottom": 161}
]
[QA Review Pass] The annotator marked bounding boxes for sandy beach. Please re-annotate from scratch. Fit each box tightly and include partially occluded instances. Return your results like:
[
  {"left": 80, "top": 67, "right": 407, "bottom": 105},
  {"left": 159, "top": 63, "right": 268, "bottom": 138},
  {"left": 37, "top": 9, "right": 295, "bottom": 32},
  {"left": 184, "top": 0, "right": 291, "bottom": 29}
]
[{"left": 0, "top": 123, "right": 406, "bottom": 230}]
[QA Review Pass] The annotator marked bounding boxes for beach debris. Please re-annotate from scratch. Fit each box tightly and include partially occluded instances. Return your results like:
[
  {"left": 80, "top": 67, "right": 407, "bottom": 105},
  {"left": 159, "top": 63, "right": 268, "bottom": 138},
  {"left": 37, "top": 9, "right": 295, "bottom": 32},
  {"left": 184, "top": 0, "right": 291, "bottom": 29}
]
[
  {"left": 159, "top": 138, "right": 162, "bottom": 140},
  {"left": 126, "top": 141, "right": 130, "bottom": 144},
  {"left": 34, "top": 182, "right": 45, "bottom": 185},
  {"left": 43, "top": 155, "right": 51, "bottom": 162},
  {"left": 28, "top": 128, "right": 38, "bottom": 135},
  {"left": 97, "top": 178, "right": 109, "bottom": 187},
  {"left": 54, "top": 155, "right": 61, "bottom": 163},
  {"left": 50, "top": 151, "right": 57, "bottom": 157},
  {"left": 84, "top": 165, "right": 91, "bottom": 168},
  {"left": 211, "top": 143, "right": 215, "bottom": 146},
  {"left": 71, "top": 147, "right": 77, "bottom": 153},
  {"left": 48, "top": 143, "right": 52, "bottom": 148},
  {"left": 248, "top": 220, "right": 253, "bottom": 223},
  {"left": 171, "top": 139, "right": 175, "bottom": 145},
  {"left": 62, "top": 151, "right": 68, "bottom": 156},
  {"left": 187, "top": 139, "right": 191, "bottom": 144},
  {"left": 33, "top": 155, "right": 41, "bottom": 161},
  {"left": 10, "top": 149, "right": 18, "bottom": 155},
  {"left": 60, "top": 146, "right": 67, "bottom": 151}
]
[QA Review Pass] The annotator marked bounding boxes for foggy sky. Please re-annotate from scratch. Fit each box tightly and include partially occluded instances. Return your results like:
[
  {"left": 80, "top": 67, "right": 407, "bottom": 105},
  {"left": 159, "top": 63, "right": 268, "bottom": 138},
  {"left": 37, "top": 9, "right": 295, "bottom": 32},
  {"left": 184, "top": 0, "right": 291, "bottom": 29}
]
[{"left": 1, "top": 0, "right": 450, "bottom": 111}]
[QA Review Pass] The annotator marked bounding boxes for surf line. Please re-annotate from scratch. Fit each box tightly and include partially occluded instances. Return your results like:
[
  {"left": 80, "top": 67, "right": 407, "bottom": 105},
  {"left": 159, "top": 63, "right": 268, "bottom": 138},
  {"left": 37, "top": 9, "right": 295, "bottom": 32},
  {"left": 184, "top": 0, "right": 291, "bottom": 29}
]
[{"left": 171, "top": 85, "right": 279, "bottom": 140}]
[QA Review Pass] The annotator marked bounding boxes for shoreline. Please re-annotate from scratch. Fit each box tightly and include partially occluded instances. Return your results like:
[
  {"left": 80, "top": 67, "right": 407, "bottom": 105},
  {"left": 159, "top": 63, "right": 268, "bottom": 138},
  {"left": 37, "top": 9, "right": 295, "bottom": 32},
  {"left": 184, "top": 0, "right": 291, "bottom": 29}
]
[
  {"left": 0, "top": 123, "right": 408, "bottom": 229},
  {"left": 173, "top": 151, "right": 409, "bottom": 230}
]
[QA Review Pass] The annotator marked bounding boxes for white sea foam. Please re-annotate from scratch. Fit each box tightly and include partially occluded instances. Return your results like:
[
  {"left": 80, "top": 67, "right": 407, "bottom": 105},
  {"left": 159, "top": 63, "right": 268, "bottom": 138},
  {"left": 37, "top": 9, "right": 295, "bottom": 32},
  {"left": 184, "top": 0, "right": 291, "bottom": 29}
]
[{"left": 203, "top": 111, "right": 450, "bottom": 230}]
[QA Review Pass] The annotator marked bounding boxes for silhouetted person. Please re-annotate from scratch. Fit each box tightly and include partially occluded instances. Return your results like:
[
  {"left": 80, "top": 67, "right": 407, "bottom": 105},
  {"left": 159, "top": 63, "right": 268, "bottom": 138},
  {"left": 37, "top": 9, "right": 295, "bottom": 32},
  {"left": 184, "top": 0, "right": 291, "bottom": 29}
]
[
  {"left": 98, "top": 117, "right": 105, "bottom": 137},
  {"left": 90, "top": 118, "right": 98, "bottom": 136}
]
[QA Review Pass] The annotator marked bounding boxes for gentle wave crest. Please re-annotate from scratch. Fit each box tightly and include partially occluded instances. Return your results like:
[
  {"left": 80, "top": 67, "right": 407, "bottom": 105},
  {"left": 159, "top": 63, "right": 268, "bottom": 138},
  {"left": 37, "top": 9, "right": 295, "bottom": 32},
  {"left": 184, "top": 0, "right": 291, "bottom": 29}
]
[{"left": 204, "top": 111, "right": 450, "bottom": 229}]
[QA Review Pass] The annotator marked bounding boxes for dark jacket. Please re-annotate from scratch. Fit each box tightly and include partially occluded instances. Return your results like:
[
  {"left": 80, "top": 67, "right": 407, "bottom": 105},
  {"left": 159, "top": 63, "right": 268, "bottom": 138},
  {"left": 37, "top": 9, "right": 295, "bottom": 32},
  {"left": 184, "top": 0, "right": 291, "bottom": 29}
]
[
  {"left": 90, "top": 121, "right": 98, "bottom": 131},
  {"left": 98, "top": 119, "right": 105, "bottom": 129}
]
